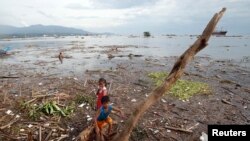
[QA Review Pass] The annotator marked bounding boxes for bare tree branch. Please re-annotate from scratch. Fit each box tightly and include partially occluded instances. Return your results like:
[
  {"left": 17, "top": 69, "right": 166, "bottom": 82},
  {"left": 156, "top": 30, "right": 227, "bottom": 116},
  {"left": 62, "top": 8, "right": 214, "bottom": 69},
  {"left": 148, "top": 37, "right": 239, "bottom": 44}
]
[{"left": 112, "top": 8, "right": 227, "bottom": 141}]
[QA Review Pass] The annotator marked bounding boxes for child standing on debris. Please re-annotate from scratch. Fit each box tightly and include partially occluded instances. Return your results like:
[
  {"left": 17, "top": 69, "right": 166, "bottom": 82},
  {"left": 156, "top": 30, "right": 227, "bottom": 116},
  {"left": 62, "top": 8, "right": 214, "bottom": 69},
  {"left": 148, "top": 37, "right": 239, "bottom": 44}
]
[
  {"left": 95, "top": 96, "right": 124, "bottom": 140},
  {"left": 96, "top": 78, "right": 108, "bottom": 110}
]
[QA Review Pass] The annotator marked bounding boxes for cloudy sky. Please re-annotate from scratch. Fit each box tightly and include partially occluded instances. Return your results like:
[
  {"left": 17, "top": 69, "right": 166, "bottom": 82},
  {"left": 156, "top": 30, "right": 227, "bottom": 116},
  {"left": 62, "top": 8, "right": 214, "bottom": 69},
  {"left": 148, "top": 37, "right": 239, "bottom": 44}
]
[{"left": 0, "top": 0, "right": 249, "bottom": 35}]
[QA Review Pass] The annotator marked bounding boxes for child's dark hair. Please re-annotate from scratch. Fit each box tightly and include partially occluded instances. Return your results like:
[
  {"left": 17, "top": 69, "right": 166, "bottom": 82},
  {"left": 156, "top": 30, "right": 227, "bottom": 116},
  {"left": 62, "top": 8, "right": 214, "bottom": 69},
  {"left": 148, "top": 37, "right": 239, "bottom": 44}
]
[
  {"left": 99, "top": 78, "right": 107, "bottom": 87},
  {"left": 101, "top": 96, "right": 110, "bottom": 104}
]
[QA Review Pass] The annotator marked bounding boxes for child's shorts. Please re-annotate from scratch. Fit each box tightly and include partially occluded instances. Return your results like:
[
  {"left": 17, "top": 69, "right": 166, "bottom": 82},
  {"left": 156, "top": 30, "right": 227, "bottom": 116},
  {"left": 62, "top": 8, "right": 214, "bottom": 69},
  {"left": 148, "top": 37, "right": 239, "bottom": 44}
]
[{"left": 97, "top": 117, "right": 112, "bottom": 129}]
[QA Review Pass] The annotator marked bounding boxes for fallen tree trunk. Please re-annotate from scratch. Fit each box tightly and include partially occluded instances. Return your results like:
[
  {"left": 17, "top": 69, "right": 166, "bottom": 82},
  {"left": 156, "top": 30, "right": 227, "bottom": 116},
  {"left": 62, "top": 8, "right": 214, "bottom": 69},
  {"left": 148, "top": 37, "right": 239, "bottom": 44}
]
[{"left": 112, "top": 8, "right": 226, "bottom": 141}]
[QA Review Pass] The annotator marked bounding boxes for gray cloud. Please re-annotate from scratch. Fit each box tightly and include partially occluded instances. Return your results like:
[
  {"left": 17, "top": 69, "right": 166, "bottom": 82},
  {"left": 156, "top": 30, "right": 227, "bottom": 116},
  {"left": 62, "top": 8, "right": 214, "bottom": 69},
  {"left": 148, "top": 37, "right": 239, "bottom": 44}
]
[
  {"left": 0, "top": 0, "right": 249, "bottom": 35},
  {"left": 92, "top": 0, "right": 157, "bottom": 9},
  {"left": 65, "top": 3, "right": 92, "bottom": 10}
]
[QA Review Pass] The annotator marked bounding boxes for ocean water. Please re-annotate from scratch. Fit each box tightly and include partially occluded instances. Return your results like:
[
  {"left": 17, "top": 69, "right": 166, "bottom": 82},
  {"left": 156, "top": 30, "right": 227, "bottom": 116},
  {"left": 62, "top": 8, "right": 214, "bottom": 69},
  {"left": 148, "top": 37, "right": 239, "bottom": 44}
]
[
  {"left": 1, "top": 35, "right": 249, "bottom": 60},
  {"left": 0, "top": 35, "right": 249, "bottom": 77}
]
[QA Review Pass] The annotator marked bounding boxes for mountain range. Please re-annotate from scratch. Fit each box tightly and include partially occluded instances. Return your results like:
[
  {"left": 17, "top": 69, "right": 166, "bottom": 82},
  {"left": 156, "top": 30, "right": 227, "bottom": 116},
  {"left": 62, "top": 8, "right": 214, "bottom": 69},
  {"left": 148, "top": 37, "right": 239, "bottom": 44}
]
[{"left": 0, "top": 25, "right": 91, "bottom": 37}]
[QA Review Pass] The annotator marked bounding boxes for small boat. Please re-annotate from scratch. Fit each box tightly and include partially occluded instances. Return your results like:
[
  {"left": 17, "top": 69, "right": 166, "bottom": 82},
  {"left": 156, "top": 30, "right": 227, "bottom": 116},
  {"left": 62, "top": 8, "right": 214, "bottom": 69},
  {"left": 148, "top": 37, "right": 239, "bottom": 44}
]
[{"left": 212, "top": 27, "right": 227, "bottom": 36}]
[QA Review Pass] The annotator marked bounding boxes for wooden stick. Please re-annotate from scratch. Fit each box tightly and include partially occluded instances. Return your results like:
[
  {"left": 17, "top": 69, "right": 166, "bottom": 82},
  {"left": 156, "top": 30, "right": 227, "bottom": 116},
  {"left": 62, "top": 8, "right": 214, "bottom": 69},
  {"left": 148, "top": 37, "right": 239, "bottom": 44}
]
[
  {"left": 187, "top": 123, "right": 200, "bottom": 130},
  {"left": 0, "top": 132, "right": 19, "bottom": 140},
  {"left": 55, "top": 134, "right": 69, "bottom": 141},
  {"left": 112, "top": 8, "right": 227, "bottom": 141},
  {"left": 164, "top": 125, "right": 192, "bottom": 133},
  {"left": 28, "top": 131, "right": 33, "bottom": 141},
  {"left": 3, "top": 91, "right": 7, "bottom": 104},
  {"left": 19, "top": 84, "right": 22, "bottom": 96},
  {"left": 0, "top": 76, "right": 19, "bottom": 79},
  {"left": 221, "top": 99, "right": 235, "bottom": 106},
  {"left": 84, "top": 78, "right": 88, "bottom": 87},
  {"left": 44, "top": 130, "right": 53, "bottom": 141},
  {"left": 221, "top": 86, "right": 236, "bottom": 95},
  {"left": 39, "top": 126, "right": 42, "bottom": 141},
  {"left": 109, "top": 80, "right": 113, "bottom": 94},
  {"left": 0, "top": 118, "right": 19, "bottom": 130},
  {"left": 24, "top": 98, "right": 37, "bottom": 105}
]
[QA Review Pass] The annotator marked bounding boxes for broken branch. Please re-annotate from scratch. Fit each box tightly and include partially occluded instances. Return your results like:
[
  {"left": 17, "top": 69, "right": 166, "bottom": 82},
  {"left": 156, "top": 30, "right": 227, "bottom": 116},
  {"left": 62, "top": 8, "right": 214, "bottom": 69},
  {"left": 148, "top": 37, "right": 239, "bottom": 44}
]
[{"left": 112, "top": 8, "right": 226, "bottom": 141}]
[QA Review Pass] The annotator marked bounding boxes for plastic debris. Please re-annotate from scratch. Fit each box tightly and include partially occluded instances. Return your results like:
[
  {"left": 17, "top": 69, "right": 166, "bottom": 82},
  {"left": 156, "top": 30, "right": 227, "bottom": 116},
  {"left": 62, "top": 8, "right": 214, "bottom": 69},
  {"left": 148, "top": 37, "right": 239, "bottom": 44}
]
[
  {"left": 38, "top": 82, "right": 43, "bottom": 86},
  {"left": 154, "top": 130, "right": 159, "bottom": 134},
  {"left": 200, "top": 132, "right": 208, "bottom": 141},
  {"left": 167, "top": 129, "right": 171, "bottom": 133},
  {"left": 28, "top": 124, "right": 33, "bottom": 128},
  {"left": 161, "top": 99, "right": 166, "bottom": 103},
  {"left": 6, "top": 110, "right": 14, "bottom": 115},
  {"left": 131, "top": 99, "right": 137, "bottom": 102},
  {"left": 15, "top": 114, "right": 20, "bottom": 118},
  {"left": 74, "top": 77, "right": 78, "bottom": 81},
  {"left": 78, "top": 103, "right": 86, "bottom": 108},
  {"left": 20, "top": 129, "right": 25, "bottom": 132},
  {"left": 44, "top": 123, "right": 50, "bottom": 127},
  {"left": 87, "top": 117, "right": 92, "bottom": 121}
]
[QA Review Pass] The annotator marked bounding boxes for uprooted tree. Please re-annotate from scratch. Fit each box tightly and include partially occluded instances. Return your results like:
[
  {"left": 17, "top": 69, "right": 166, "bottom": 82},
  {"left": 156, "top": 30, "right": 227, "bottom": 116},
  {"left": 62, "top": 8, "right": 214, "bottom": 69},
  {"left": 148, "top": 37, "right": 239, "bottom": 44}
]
[{"left": 77, "top": 8, "right": 227, "bottom": 141}]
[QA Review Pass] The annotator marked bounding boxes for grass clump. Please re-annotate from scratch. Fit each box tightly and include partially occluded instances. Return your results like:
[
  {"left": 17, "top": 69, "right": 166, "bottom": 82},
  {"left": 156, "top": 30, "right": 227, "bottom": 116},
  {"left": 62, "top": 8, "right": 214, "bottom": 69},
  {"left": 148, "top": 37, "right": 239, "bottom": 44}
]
[{"left": 148, "top": 72, "right": 210, "bottom": 100}]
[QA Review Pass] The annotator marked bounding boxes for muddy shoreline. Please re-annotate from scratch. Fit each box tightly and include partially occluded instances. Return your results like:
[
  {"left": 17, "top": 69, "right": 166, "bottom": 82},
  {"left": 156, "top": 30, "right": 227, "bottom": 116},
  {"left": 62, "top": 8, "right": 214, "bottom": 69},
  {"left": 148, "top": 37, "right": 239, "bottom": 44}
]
[{"left": 0, "top": 39, "right": 250, "bottom": 140}]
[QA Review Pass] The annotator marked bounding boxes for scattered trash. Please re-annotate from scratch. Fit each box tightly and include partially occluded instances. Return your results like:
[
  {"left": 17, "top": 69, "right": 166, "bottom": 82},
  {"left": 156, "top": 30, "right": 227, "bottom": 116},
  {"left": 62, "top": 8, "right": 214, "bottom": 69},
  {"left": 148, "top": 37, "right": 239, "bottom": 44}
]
[
  {"left": 74, "top": 77, "right": 78, "bottom": 81},
  {"left": 5, "top": 110, "right": 14, "bottom": 115},
  {"left": 44, "top": 123, "right": 50, "bottom": 127},
  {"left": 20, "top": 129, "right": 25, "bottom": 132},
  {"left": 38, "top": 82, "right": 43, "bottom": 86},
  {"left": 167, "top": 129, "right": 171, "bottom": 133},
  {"left": 78, "top": 103, "right": 86, "bottom": 108},
  {"left": 131, "top": 99, "right": 137, "bottom": 102},
  {"left": 28, "top": 124, "right": 33, "bottom": 128},
  {"left": 200, "top": 132, "right": 208, "bottom": 141},
  {"left": 198, "top": 102, "right": 202, "bottom": 105},
  {"left": 15, "top": 114, "right": 20, "bottom": 118},
  {"left": 161, "top": 99, "right": 166, "bottom": 103},
  {"left": 87, "top": 117, "right": 92, "bottom": 121},
  {"left": 154, "top": 130, "right": 159, "bottom": 134}
]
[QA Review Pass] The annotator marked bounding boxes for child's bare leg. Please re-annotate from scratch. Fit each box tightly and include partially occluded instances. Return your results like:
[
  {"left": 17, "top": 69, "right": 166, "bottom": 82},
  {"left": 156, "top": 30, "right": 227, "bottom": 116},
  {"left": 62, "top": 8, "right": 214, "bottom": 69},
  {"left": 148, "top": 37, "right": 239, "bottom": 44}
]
[
  {"left": 108, "top": 123, "right": 112, "bottom": 136},
  {"left": 95, "top": 126, "right": 102, "bottom": 141}
]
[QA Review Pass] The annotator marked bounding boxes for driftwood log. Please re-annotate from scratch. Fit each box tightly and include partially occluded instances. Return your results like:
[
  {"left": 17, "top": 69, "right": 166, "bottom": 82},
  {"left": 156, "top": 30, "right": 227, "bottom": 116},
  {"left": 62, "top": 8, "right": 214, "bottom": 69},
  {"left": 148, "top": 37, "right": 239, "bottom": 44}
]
[
  {"left": 76, "top": 8, "right": 226, "bottom": 141},
  {"left": 112, "top": 8, "right": 227, "bottom": 141}
]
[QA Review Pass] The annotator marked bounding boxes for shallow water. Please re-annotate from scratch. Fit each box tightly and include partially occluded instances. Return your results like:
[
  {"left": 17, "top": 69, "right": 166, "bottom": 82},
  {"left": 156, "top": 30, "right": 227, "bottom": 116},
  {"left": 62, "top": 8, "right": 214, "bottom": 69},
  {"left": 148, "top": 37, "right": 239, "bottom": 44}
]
[
  {"left": 0, "top": 35, "right": 249, "bottom": 78},
  {"left": 1, "top": 35, "right": 249, "bottom": 59}
]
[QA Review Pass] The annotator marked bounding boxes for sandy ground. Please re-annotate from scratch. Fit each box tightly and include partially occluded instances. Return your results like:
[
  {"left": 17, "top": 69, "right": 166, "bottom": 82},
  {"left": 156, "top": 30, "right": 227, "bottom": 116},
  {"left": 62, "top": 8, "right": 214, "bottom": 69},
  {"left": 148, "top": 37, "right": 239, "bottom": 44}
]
[{"left": 0, "top": 42, "right": 250, "bottom": 141}]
